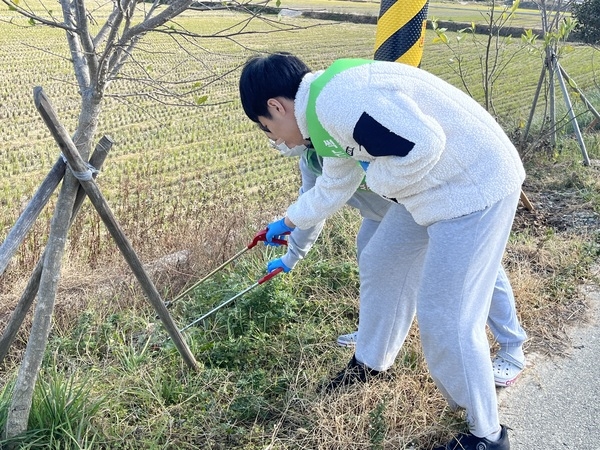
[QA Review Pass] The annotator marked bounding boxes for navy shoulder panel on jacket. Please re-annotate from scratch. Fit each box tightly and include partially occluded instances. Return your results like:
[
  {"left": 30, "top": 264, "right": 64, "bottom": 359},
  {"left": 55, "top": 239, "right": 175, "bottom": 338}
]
[{"left": 352, "top": 112, "right": 415, "bottom": 157}]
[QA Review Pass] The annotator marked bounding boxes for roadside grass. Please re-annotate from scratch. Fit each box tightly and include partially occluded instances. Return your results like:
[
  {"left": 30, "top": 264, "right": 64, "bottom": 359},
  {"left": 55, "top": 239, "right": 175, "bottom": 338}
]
[
  {"left": 2, "top": 146, "right": 599, "bottom": 448},
  {"left": 0, "top": 5, "right": 599, "bottom": 450}
]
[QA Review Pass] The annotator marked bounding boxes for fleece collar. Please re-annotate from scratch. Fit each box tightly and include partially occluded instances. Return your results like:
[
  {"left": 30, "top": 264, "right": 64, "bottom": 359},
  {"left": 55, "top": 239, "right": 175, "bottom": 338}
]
[{"left": 295, "top": 70, "right": 324, "bottom": 141}]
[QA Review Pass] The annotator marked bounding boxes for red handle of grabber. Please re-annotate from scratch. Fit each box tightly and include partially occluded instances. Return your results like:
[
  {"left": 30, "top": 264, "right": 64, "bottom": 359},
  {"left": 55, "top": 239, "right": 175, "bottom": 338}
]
[
  {"left": 247, "top": 228, "right": 290, "bottom": 249},
  {"left": 258, "top": 267, "right": 283, "bottom": 284}
]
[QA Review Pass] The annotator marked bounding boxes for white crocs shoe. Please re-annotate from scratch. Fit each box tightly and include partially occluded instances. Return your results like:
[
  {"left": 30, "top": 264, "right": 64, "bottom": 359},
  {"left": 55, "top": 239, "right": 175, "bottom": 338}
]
[
  {"left": 492, "top": 353, "right": 525, "bottom": 387},
  {"left": 337, "top": 331, "right": 358, "bottom": 347}
]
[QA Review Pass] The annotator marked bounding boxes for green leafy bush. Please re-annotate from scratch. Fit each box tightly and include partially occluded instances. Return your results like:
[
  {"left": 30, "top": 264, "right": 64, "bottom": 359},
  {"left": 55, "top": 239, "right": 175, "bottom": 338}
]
[{"left": 572, "top": 0, "right": 600, "bottom": 44}]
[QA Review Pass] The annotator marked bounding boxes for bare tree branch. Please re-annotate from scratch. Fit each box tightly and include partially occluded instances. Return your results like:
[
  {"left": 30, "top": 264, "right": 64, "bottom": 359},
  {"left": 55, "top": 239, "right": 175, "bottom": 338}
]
[
  {"left": 74, "top": 0, "right": 99, "bottom": 77},
  {"left": 143, "top": 0, "right": 165, "bottom": 20},
  {"left": 107, "top": 36, "right": 141, "bottom": 82},
  {"left": 93, "top": 6, "right": 122, "bottom": 48},
  {"left": 21, "top": 41, "right": 72, "bottom": 63},
  {"left": 96, "top": 9, "right": 126, "bottom": 92},
  {"left": 121, "top": 0, "right": 193, "bottom": 42},
  {"left": 60, "top": 0, "right": 91, "bottom": 90},
  {"left": 0, "top": 0, "right": 77, "bottom": 30}
]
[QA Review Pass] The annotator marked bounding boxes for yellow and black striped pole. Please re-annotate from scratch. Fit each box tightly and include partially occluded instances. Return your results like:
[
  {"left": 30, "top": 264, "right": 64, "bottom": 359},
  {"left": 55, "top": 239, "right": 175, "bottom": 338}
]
[{"left": 374, "top": 0, "right": 429, "bottom": 67}]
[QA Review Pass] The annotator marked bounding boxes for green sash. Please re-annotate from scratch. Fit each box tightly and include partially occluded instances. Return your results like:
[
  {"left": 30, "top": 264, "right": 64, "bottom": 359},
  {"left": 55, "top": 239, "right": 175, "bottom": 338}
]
[{"left": 306, "top": 58, "right": 373, "bottom": 158}]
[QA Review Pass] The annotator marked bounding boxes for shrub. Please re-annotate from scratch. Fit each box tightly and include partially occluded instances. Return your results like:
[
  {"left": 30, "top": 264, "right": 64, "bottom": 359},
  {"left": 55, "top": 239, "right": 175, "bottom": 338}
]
[{"left": 572, "top": 0, "right": 600, "bottom": 44}]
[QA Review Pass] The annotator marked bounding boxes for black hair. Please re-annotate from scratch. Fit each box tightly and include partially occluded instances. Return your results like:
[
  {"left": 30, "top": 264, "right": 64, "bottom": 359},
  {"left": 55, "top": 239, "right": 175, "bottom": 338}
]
[{"left": 239, "top": 52, "right": 311, "bottom": 123}]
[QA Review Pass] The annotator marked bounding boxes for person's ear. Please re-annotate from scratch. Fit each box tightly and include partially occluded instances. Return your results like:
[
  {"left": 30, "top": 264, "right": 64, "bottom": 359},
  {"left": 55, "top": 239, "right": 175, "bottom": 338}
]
[{"left": 267, "top": 98, "right": 286, "bottom": 116}]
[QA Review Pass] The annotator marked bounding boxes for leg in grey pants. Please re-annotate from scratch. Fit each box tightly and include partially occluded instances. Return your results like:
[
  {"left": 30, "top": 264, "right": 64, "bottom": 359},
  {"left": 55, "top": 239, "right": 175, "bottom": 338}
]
[
  {"left": 355, "top": 204, "right": 428, "bottom": 371},
  {"left": 488, "top": 266, "right": 527, "bottom": 364},
  {"left": 357, "top": 191, "right": 521, "bottom": 437},
  {"left": 355, "top": 202, "right": 526, "bottom": 373}
]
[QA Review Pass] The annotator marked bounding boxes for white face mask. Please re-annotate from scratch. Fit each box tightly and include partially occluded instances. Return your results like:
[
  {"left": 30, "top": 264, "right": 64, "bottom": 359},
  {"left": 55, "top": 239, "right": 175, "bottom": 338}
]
[{"left": 270, "top": 140, "right": 307, "bottom": 157}]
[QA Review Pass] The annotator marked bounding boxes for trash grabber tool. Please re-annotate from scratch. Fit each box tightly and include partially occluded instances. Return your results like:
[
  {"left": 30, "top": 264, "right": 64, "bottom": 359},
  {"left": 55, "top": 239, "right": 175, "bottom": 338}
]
[
  {"left": 165, "top": 229, "right": 289, "bottom": 308},
  {"left": 178, "top": 268, "right": 284, "bottom": 333}
]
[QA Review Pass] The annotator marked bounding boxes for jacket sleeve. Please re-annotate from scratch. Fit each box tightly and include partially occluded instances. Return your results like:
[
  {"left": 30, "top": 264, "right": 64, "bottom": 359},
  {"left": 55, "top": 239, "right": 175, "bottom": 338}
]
[
  {"left": 281, "top": 156, "right": 326, "bottom": 269},
  {"left": 286, "top": 156, "right": 364, "bottom": 230}
]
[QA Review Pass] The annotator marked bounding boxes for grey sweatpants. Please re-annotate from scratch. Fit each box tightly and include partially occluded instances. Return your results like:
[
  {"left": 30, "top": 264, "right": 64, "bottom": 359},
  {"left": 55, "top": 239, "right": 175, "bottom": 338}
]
[{"left": 355, "top": 190, "right": 521, "bottom": 437}]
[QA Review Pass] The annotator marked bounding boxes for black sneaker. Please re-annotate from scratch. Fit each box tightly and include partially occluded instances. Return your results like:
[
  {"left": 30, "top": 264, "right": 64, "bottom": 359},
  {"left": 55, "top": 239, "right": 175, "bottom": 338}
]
[
  {"left": 322, "top": 354, "right": 384, "bottom": 393},
  {"left": 433, "top": 425, "right": 510, "bottom": 450}
]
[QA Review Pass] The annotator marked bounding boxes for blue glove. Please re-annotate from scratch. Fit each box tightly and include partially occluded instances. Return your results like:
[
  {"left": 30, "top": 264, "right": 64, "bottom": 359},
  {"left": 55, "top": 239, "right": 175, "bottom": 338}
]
[
  {"left": 265, "top": 218, "right": 295, "bottom": 245},
  {"left": 358, "top": 160, "right": 370, "bottom": 171},
  {"left": 267, "top": 257, "right": 292, "bottom": 273}
]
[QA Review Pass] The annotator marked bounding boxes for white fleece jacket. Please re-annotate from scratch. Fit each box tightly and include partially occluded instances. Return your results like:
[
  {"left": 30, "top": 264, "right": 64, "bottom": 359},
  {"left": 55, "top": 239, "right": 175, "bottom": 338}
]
[{"left": 286, "top": 61, "right": 526, "bottom": 229}]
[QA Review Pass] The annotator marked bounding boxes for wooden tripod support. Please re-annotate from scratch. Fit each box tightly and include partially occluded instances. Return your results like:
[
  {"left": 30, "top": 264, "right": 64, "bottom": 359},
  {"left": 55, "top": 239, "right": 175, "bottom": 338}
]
[
  {"left": 0, "top": 88, "right": 198, "bottom": 371},
  {"left": 33, "top": 87, "right": 198, "bottom": 370}
]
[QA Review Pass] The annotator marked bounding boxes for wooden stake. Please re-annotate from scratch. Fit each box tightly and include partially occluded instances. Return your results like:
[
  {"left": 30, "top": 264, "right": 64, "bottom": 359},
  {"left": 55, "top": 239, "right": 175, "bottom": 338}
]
[
  {"left": 520, "top": 189, "right": 534, "bottom": 212},
  {"left": 0, "top": 137, "right": 113, "bottom": 364},
  {"left": 33, "top": 87, "right": 198, "bottom": 371}
]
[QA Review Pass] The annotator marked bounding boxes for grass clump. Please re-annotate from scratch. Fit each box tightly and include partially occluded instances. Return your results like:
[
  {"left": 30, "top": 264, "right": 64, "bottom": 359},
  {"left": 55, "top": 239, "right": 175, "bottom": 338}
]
[{"left": 0, "top": 366, "right": 104, "bottom": 449}]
